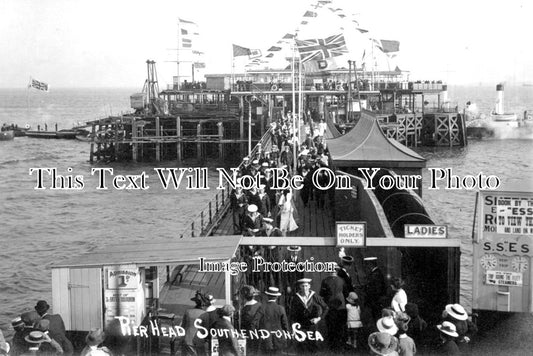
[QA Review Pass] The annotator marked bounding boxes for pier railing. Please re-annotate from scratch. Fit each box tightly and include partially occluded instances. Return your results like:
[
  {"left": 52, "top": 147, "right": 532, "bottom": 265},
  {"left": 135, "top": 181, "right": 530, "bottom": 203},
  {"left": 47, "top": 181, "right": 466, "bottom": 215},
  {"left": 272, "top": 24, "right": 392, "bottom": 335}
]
[{"left": 178, "top": 127, "right": 273, "bottom": 238}]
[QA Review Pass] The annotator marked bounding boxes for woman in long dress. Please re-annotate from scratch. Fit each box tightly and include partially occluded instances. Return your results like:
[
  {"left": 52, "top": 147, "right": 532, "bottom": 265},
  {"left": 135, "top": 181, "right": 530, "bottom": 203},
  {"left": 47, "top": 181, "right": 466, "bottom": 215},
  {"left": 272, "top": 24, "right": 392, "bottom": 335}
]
[{"left": 278, "top": 189, "right": 298, "bottom": 236}]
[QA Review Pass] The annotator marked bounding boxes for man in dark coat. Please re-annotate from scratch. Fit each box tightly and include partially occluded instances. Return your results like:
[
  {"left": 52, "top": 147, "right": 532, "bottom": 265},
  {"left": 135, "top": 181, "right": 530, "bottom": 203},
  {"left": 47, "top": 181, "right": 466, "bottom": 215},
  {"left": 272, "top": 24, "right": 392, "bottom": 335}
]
[
  {"left": 181, "top": 292, "right": 208, "bottom": 356},
  {"left": 259, "top": 287, "right": 289, "bottom": 355},
  {"left": 10, "top": 317, "right": 29, "bottom": 356},
  {"left": 35, "top": 300, "right": 74, "bottom": 356},
  {"left": 337, "top": 256, "right": 355, "bottom": 297},
  {"left": 210, "top": 305, "right": 240, "bottom": 356},
  {"left": 320, "top": 268, "right": 347, "bottom": 351},
  {"left": 230, "top": 186, "right": 248, "bottom": 234},
  {"left": 242, "top": 204, "right": 264, "bottom": 236},
  {"left": 240, "top": 286, "right": 262, "bottom": 355},
  {"left": 363, "top": 258, "right": 387, "bottom": 320}
]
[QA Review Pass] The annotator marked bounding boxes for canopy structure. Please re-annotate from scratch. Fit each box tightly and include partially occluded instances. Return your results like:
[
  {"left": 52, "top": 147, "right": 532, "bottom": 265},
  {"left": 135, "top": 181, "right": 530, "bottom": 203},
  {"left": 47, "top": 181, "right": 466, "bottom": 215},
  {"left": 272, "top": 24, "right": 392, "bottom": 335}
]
[
  {"left": 324, "top": 115, "right": 342, "bottom": 139},
  {"left": 328, "top": 110, "right": 426, "bottom": 168},
  {"left": 52, "top": 235, "right": 242, "bottom": 268}
]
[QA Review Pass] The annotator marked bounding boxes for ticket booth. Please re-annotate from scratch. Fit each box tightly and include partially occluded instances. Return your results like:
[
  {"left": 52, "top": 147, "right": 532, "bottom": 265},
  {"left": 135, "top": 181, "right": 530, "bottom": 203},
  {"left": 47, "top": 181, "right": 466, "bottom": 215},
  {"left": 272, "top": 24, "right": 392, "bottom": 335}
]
[
  {"left": 473, "top": 190, "right": 533, "bottom": 312},
  {"left": 50, "top": 236, "right": 242, "bottom": 351}
]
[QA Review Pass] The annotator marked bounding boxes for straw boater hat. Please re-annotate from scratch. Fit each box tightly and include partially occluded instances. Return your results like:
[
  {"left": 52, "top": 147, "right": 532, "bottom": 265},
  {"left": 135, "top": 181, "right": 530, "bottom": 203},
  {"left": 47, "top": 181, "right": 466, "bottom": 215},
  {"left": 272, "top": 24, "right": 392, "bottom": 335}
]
[
  {"left": 263, "top": 217, "right": 274, "bottom": 224},
  {"left": 261, "top": 162, "right": 269, "bottom": 167},
  {"left": 252, "top": 159, "right": 259, "bottom": 166},
  {"left": 437, "top": 321, "right": 459, "bottom": 338},
  {"left": 376, "top": 316, "right": 399, "bottom": 335},
  {"left": 86, "top": 328, "right": 106, "bottom": 347},
  {"left": 364, "top": 256, "right": 378, "bottom": 262},
  {"left": 341, "top": 255, "right": 354, "bottom": 265},
  {"left": 368, "top": 332, "right": 399, "bottom": 356},
  {"left": 11, "top": 317, "right": 24, "bottom": 329},
  {"left": 243, "top": 157, "right": 250, "bottom": 162},
  {"left": 445, "top": 304, "right": 468, "bottom": 321},
  {"left": 346, "top": 292, "right": 359, "bottom": 304},
  {"left": 287, "top": 246, "right": 301, "bottom": 252},
  {"left": 25, "top": 331, "right": 47, "bottom": 344},
  {"left": 247, "top": 204, "right": 258, "bottom": 213},
  {"left": 265, "top": 287, "right": 282, "bottom": 297},
  {"left": 297, "top": 278, "right": 312, "bottom": 284}
]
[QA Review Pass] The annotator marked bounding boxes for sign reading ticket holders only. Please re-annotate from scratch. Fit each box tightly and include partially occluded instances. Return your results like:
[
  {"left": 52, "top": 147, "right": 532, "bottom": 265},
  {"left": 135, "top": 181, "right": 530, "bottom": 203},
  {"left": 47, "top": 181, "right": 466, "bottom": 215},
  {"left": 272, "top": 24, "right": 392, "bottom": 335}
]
[{"left": 336, "top": 222, "right": 366, "bottom": 247}]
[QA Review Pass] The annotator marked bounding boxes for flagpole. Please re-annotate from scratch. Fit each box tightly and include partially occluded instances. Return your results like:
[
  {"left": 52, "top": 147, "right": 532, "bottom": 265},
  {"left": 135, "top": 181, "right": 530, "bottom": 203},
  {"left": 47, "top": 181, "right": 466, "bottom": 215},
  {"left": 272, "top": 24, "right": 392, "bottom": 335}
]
[
  {"left": 298, "top": 53, "right": 303, "bottom": 147},
  {"left": 177, "top": 20, "right": 181, "bottom": 89},
  {"left": 291, "top": 43, "right": 297, "bottom": 174}
]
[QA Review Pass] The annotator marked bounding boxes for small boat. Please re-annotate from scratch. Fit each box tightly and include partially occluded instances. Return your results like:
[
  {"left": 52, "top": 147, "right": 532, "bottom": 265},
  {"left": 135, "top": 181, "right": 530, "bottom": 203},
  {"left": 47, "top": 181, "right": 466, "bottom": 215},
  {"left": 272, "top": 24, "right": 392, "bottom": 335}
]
[
  {"left": 0, "top": 130, "right": 15, "bottom": 141},
  {"left": 25, "top": 130, "right": 59, "bottom": 139}
]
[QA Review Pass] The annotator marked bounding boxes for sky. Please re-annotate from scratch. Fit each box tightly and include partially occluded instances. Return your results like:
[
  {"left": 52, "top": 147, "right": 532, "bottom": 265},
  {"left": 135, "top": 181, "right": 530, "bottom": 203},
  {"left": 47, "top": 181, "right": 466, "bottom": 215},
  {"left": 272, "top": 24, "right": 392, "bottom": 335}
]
[{"left": 1, "top": 0, "right": 532, "bottom": 88}]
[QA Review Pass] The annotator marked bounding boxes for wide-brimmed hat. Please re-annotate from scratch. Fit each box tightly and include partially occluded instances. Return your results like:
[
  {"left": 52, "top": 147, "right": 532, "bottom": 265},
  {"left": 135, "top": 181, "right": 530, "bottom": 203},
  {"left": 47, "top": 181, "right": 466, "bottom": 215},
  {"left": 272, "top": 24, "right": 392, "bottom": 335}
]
[
  {"left": 445, "top": 304, "right": 468, "bottom": 321},
  {"left": 25, "top": 331, "right": 47, "bottom": 344},
  {"left": 247, "top": 204, "right": 258, "bottom": 213},
  {"left": 265, "top": 287, "right": 282, "bottom": 297},
  {"left": 287, "top": 246, "right": 301, "bottom": 252},
  {"left": 261, "top": 162, "right": 269, "bottom": 167},
  {"left": 11, "top": 317, "right": 24, "bottom": 328},
  {"left": 368, "top": 332, "right": 399, "bottom": 356},
  {"left": 346, "top": 292, "right": 359, "bottom": 303},
  {"left": 86, "top": 328, "right": 106, "bottom": 346},
  {"left": 252, "top": 159, "right": 259, "bottom": 165},
  {"left": 437, "top": 321, "right": 459, "bottom": 337},
  {"left": 376, "top": 316, "right": 399, "bottom": 335},
  {"left": 34, "top": 300, "right": 50, "bottom": 315},
  {"left": 263, "top": 217, "right": 274, "bottom": 224},
  {"left": 296, "top": 278, "right": 312, "bottom": 284}
]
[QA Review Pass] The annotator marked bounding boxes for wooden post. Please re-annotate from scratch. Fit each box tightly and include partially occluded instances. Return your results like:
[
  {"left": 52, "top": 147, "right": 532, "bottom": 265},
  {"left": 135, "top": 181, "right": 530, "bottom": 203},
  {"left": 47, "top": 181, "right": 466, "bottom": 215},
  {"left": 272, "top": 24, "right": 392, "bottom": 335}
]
[
  {"left": 239, "top": 96, "right": 244, "bottom": 157},
  {"left": 224, "top": 267, "right": 231, "bottom": 304},
  {"left": 132, "top": 120, "right": 138, "bottom": 162},
  {"left": 114, "top": 118, "right": 119, "bottom": 160},
  {"left": 176, "top": 116, "right": 182, "bottom": 162},
  {"left": 448, "top": 115, "right": 453, "bottom": 148},
  {"left": 90, "top": 123, "right": 95, "bottom": 162},
  {"left": 218, "top": 121, "right": 224, "bottom": 161},
  {"left": 197, "top": 121, "right": 202, "bottom": 160},
  {"left": 155, "top": 116, "right": 160, "bottom": 162}
]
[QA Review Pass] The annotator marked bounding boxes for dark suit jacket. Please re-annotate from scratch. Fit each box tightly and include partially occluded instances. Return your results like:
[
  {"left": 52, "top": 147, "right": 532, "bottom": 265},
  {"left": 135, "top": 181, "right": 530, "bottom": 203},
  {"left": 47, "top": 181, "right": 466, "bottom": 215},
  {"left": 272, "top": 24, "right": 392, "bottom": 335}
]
[
  {"left": 42, "top": 314, "right": 73, "bottom": 355},
  {"left": 210, "top": 317, "right": 240, "bottom": 356},
  {"left": 181, "top": 307, "right": 206, "bottom": 346},
  {"left": 259, "top": 301, "right": 289, "bottom": 351},
  {"left": 320, "top": 275, "right": 346, "bottom": 310},
  {"left": 337, "top": 267, "right": 355, "bottom": 297},
  {"left": 289, "top": 292, "right": 328, "bottom": 329}
]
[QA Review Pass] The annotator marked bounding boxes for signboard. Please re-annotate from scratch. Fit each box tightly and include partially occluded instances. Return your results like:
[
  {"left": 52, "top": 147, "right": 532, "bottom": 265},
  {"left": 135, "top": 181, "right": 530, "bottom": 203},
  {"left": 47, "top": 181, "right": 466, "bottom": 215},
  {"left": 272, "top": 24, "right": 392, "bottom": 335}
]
[
  {"left": 479, "top": 191, "right": 533, "bottom": 236},
  {"left": 404, "top": 224, "right": 447, "bottom": 238},
  {"left": 211, "top": 336, "right": 246, "bottom": 356},
  {"left": 485, "top": 270, "right": 523, "bottom": 287},
  {"left": 473, "top": 191, "right": 533, "bottom": 313},
  {"left": 336, "top": 222, "right": 366, "bottom": 247},
  {"left": 106, "top": 264, "right": 139, "bottom": 290},
  {"left": 104, "top": 289, "right": 140, "bottom": 325}
]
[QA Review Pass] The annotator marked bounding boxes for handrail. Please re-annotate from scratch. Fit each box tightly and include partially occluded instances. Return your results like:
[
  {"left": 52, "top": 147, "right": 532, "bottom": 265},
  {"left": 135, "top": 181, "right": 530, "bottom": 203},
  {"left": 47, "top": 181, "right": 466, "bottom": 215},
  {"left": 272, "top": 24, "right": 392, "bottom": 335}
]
[{"left": 178, "top": 127, "right": 273, "bottom": 238}]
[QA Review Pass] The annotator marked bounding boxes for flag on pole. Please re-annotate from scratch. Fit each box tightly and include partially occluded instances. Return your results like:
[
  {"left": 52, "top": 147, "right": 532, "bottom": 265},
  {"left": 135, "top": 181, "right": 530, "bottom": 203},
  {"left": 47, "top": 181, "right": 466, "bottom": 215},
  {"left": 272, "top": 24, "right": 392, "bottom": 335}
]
[
  {"left": 268, "top": 46, "right": 282, "bottom": 52},
  {"left": 29, "top": 78, "right": 49, "bottom": 92},
  {"left": 282, "top": 33, "right": 295, "bottom": 39},
  {"left": 178, "top": 18, "right": 198, "bottom": 49},
  {"left": 377, "top": 39, "right": 400, "bottom": 53},
  {"left": 295, "top": 34, "right": 348, "bottom": 63},
  {"left": 233, "top": 44, "right": 251, "bottom": 57},
  {"left": 303, "top": 10, "right": 317, "bottom": 17}
]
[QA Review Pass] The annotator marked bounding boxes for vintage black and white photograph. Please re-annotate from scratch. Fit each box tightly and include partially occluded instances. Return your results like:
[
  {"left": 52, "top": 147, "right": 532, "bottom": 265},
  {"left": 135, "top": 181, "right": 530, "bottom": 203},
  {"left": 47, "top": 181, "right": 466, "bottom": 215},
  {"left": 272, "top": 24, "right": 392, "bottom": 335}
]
[{"left": 1, "top": 0, "right": 532, "bottom": 355}]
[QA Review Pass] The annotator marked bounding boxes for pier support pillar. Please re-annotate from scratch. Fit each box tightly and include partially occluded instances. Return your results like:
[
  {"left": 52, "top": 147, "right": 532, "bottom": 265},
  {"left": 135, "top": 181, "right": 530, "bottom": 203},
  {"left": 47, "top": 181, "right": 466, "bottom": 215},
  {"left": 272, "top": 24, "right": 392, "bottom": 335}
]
[
  {"left": 197, "top": 122, "right": 203, "bottom": 160},
  {"left": 90, "top": 124, "right": 95, "bottom": 162},
  {"left": 218, "top": 122, "right": 224, "bottom": 161},
  {"left": 155, "top": 116, "right": 160, "bottom": 162},
  {"left": 132, "top": 121, "right": 138, "bottom": 162},
  {"left": 176, "top": 116, "right": 182, "bottom": 162}
]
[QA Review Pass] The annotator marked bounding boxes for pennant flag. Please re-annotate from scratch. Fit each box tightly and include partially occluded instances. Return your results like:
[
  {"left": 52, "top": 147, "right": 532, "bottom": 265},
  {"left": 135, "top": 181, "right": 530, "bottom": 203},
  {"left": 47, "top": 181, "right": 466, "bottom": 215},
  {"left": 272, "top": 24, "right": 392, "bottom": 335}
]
[
  {"left": 266, "top": 53, "right": 274, "bottom": 58},
  {"left": 301, "top": 20, "right": 308, "bottom": 25},
  {"left": 295, "top": 34, "right": 348, "bottom": 63},
  {"left": 181, "top": 29, "right": 188, "bottom": 35},
  {"left": 318, "top": 0, "right": 332, "bottom": 4},
  {"left": 282, "top": 33, "right": 295, "bottom": 39},
  {"left": 233, "top": 44, "right": 251, "bottom": 57},
  {"left": 179, "top": 18, "right": 195, "bottom": 24},
  {"left": 192, "top": 50, "right": 204, "bottom": 55},
  {"left": 338, "top": 14, "right": 346, "bottom": 18},
  {"left": 193, "top": 62, "right": 206, "bottom": 69},
  {"left": 268, "top": 46, "right": 282, "bottom": 52},
  {"left": 357, "top": 28, "right": 369, "bottom": 34},
  {"left": 303, "top": 10, "right": 317, "bottom": 17},
  {"left": 29, "top": 78, "right": 49, "bottom": 92},
  {"left": 379, "top": 39, "right": 400, "bottom": 53},
  {"left": 178, "top": 18, "right": 199, "bottom": 50}
]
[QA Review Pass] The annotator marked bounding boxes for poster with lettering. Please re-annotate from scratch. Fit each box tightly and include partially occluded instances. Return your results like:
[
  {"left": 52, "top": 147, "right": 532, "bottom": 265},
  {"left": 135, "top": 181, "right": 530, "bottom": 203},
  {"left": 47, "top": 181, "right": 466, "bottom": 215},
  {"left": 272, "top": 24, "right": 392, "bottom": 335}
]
[
  {"left": 106, "top": 264, "right": 140, "bottom": 290},
  {"left": 479, "top": 192, "right": 533, "bottom": 237}
]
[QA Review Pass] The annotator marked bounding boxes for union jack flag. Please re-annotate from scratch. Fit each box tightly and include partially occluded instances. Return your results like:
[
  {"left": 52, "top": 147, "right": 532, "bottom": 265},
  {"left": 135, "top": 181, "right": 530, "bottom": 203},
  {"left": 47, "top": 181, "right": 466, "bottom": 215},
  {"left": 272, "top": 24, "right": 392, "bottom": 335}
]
[{"left": 295, "top": 34, "right": 348, "bottom": 63}]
